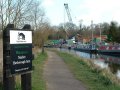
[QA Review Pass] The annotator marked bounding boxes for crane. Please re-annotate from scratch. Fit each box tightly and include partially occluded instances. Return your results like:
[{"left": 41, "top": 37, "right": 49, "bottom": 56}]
[
  {"left": 64, "top": 3, "right": 73, "bottom": 23},
  {"left": 64, "top": 3, "right": 74, "bottom": 39}
]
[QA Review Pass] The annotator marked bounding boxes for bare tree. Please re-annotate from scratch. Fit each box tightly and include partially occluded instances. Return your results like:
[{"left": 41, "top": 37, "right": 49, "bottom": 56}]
[
  {"left": 0, "top": 0, "right": 45, "bottom": 29},
  {"left": 30, "top": 1, "right": 45, "bottom": 30},
  {"left": 0, "top": 0, "right": 5, "bottom": 30},
  {"left": 33, "top": 20, "right": 52, "bottom": 53},
  {"left": 0, "top": 0, "right": 52, "bottom": 50}
]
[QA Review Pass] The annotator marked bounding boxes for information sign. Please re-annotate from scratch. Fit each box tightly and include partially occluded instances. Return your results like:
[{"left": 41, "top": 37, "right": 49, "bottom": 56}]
[{"left": 10, "top": 30, "right": 32, "bottom": 74}]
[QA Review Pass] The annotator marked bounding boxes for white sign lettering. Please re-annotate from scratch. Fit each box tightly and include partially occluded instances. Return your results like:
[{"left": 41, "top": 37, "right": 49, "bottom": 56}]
[{"left": 18, "top": 56, "right": 26, "bottom": 59}]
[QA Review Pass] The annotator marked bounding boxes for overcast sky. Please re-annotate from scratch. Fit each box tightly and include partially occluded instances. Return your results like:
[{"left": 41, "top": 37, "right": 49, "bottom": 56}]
[{"left": 41, "top": 0, "right": 120, "bottom": 26}]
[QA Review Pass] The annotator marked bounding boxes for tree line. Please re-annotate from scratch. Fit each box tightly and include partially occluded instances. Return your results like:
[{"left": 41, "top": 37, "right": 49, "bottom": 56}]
[{"left": 48, "top": 21, "right": 120, "bottom": 44}]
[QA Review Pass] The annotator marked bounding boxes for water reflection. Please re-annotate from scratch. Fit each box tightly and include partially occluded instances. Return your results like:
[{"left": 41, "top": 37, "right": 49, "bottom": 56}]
[
  {"left": 58, "top": 48, "right": 120, "bottom": 79},
  {"left": 108, "top": 63, "right": 120, "bottom": 74},
  {"left": 116, "top": 70, "right": 120, "bottom": 79},
  {"left": 93, "top": 60, "right": 108, "bottom": 69}
]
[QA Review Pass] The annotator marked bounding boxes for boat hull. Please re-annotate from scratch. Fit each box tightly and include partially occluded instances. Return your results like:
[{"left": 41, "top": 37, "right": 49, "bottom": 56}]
[
  {"left": 74, "top": 48, "right": 97, "bottom": 53},
  {"left": 97, "top": 50, "right": 120, "bottom": 57}
]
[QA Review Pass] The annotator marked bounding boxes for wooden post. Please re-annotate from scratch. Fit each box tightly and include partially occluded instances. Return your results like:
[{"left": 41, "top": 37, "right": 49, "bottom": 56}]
[
  {"left": 21, "top": 24, "right": 32, "bottom": 90},
  {"left": 3, "top": 24, "right": 33, "bottom": 90},
  {"left": 3, "top": 24, "right": 15, "bottom": 90},
  {"left": 21, "top": 73, "right": 31, "bottom": 90}
]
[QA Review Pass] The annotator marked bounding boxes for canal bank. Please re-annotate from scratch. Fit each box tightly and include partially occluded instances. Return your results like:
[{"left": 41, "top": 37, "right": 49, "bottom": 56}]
[
  {"left": 59, "top": 48, "right": 120, "bottom": 80},
  {"left": 56, "top": 50, "right": 120, "bottom": 90}
]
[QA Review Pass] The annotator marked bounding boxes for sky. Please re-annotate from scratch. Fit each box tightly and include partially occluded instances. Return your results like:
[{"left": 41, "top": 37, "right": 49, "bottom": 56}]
[{"left": 41, "top": 0, "right": 120, "bottom": 26}]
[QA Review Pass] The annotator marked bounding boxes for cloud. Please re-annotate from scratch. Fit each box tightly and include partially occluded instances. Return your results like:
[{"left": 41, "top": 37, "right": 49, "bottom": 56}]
[
  {"left": 76, "top": 0, "right": 120, "bottom": 25},
  {"left": 41, "top": 0, "right": 120, "bottom": 25},
  {"left": 41, "top": 0, "right": 55, "bottom": 7}
]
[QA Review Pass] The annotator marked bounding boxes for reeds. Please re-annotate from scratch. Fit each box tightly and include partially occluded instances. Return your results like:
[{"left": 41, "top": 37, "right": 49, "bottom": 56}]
[{"left": 81, "top": 58, "right": 120, "bottom": 86}]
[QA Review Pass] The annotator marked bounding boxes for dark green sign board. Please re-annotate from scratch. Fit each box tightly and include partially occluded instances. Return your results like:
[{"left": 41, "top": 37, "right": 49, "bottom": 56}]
[
  {"left": 10, "top": 30, "right": 32, "bottom": 75},
  {"left": 10, "top": 44, "right": 32, "bottom": 74}
]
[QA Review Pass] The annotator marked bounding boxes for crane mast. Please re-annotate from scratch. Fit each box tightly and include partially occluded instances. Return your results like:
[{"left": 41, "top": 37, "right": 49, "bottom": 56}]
[{"left": 64, "top": 3, "right": 73, "bottom": 23}]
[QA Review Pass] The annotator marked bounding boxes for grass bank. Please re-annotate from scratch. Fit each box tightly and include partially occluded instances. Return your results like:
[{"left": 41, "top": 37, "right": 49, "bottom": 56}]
[
  {"left": 15, "top": 52, "right": 47, "bottom": 90},
  {"left": 32, "top": 52, "right": 47, "bottom": 90},
  {"left": 57, "top": 51, "right": 120, "bottom": 90}
]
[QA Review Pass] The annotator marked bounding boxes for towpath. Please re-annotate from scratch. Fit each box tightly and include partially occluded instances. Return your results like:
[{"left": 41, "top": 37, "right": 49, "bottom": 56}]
[{"left": 43, "top": 51, "right": 87, "bottom": 90}]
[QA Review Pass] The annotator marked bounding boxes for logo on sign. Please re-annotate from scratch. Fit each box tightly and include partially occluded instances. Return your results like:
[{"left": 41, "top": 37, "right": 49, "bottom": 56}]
[
  {"left": 10, "top": 30, "right": 32, "bottom": 44},
  {"left": 18, "top": 32, "right": 25, "bottom": 40}
]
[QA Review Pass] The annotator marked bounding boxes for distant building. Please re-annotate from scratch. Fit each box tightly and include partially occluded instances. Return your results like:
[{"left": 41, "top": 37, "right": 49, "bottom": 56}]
[
  {"left": 74, "top": 33, "right": 107, "bottom": 44},
  {"left": 93, "top": 35, "right": 107, "bottom": 41}
]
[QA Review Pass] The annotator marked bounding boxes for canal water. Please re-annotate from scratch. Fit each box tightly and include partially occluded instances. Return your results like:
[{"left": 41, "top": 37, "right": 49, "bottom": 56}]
[{"left": 58, "top": 48, "right": 120, "bottom": 80}]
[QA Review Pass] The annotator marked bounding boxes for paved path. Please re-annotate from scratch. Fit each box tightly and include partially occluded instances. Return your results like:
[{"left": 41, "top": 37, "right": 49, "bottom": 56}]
[{"left": 43, "top": 51, "right": 87, "bottom": 90}]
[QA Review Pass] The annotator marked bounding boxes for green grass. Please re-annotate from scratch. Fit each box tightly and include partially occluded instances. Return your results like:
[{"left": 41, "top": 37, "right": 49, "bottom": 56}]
[
  {"left": 57, "top": 51, "right": 120, "bottom": 90},
  {"left": 32, "top": 52, "right": 47, "bottom": 90}
]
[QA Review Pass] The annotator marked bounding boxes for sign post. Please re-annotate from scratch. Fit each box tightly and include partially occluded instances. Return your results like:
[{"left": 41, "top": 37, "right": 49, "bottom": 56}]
[
  {"left": 3, "top": 24, "right": 33, "bottom": 90},
  {"left": 3, "top": 24, "right": 15, "bottom": 90},
  {"left": 21, "top": 25, "right": 32, "bottom": 90}
]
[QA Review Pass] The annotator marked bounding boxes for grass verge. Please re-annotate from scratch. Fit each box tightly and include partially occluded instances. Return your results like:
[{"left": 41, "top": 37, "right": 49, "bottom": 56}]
[
  {"left": 57, "top": 51, "right": 120, "bottom": 90},
  {"left": 32, "top": 52, "right": 47, "bottom": 90}
]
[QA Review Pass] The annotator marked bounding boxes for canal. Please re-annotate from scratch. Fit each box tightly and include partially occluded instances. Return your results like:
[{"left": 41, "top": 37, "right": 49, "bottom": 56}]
[{"left": 58, "top": 48, "right": 120, "bottom": 80}]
